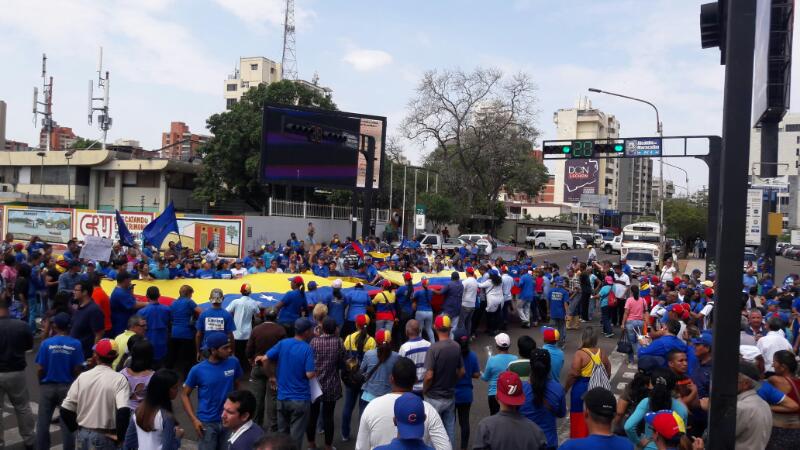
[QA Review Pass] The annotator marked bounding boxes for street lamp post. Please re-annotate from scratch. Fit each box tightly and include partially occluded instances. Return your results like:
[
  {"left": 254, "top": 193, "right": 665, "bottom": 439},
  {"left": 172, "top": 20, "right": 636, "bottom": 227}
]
[
  {"left": 36, "top": 151, "right": 46, "bottom": 196},
  {"left": 64, "top": 149, "right": 76, "bottom": 208},
  {"left": 588, "top": 88, "right": 664, "bottom": 244}
]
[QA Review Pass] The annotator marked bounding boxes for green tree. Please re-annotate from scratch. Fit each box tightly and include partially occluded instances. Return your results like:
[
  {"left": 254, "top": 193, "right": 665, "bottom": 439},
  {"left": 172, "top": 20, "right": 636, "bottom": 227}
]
[
  {"left": 193, "top": 81, "right": 337, "bottom": 210},
  {"left": 418, "top": 192, "right": 455, "bottom": 230},
  {"left": 663, "top": 198, "right": 708, "bottom": 257},
  {"left": 70, "top": 137, "right": 97, "bottom": 149}
]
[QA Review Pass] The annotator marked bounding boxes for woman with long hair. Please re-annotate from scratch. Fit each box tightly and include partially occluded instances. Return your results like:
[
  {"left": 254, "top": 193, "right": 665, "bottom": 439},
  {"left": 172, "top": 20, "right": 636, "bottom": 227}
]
[
  {"left": 478, "top": 269, "right": 505, "bottom": 335},
  {"left": 453, "top": 329, "right": 480, "bottom": 450},
  {"left": 621, "top": 284, "right": 649, "bottom": 364},
  {"left": 520, "top": 349, "right": 566, "bottom": 450},
  {"left": 624, "top": 368, "right": 689, "bottom": 449},
  {"left": 564, "top": 327, "right": 611, "bottom": 438},
  {"left": 120, "top": 339, "right": 155, "bottom": 410},
  {"left": 340, "top": 314, "right": 375, "bottom": 442},
  {"left": 766, "top": 350, "right": 800, "bottom": 449},
  {"left": 123, "top": 369, "right": 183, "bottom": 449},
  {"left": 412, "top": 278, "right": 435, "bottom": 341},
  {"left": 613, "top": 370, "right": 652, "bottom": 436},
  {"left": 358, "top": 329, "right": 399, "bottom": 413}
]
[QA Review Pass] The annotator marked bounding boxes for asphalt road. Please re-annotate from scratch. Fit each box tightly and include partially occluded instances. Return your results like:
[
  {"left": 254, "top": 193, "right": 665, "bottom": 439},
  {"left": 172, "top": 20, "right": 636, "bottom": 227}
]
[{"left": 5, "top": 251, "right": 798, "bottom": 449}]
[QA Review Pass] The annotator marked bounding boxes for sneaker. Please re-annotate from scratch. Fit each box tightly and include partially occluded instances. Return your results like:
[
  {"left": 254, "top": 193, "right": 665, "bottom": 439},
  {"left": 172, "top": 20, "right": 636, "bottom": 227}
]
[
  {"left": 604, "top": 333, "right": 615, "bottom": 338},
  {"left": 341, "top": 436, "right": 351, "bottom": 443},
  {"left": 579, "top": 319, "right": 587, "bottom": 323}
]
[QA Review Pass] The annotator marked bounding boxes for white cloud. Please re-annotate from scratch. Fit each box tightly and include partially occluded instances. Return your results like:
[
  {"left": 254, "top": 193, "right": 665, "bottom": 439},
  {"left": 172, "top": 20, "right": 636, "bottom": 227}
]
[
  {"left": 212, "top": 0, "right": 316, "bottom": 32},
  {"left": 342, "top": 49, "right": 393, "bottom": 72}
]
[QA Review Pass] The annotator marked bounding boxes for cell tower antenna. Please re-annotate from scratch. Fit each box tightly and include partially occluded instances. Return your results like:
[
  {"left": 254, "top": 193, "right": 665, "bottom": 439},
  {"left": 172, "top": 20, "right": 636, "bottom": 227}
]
[
  {"left": 33, "top": 53, "right": 54, "bottom": 151},
  {"left": 281, "top": 0, "right": 298, "bottom": 80},
  {"left": 88, "top": 46, "right": 112, "bottom": 150}
]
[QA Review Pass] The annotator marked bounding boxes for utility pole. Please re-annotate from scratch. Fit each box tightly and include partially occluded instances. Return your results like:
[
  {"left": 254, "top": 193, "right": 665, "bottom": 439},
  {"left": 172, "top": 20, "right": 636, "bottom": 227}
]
[
  {"left": 88, "top": 47, "right": 112, "bottom": 150},
  {"left": 33, "top": 54, "right": 53, "bottom": 152},
  {"left": 281, "top": 0, "right": 298, "bottom": 80}
]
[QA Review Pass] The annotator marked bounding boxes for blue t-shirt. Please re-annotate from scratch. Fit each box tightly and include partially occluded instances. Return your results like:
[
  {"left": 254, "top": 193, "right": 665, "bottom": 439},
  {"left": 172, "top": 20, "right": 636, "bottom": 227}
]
[
  {"left": 312, "top": 264, "right": 329, "bottom": 278},
  {"left": 481, "top": 353, "right": 518, "bottom": 396},
  {"left": 35, "top": 335, "right": 84, "bottom": 384},
  {"left": 327, "top": 293, "right": 348, "bottom": 326},
  {"left": 412, "top": 288, "right": 434, "bottom": 312},
  {"left": 139, "top": 303, "right": 171, "bottom": 361},
  {"left": 548, "top": 288, "right": 569, "bottom": 319},
  {"left": 277, "top": 289, "right": 306, "bottom": 324},
  {"left": 184, "top": 357, "right": 243, "bottom": 423},
  {"left": 266, "top": 338, "right": 315, "bottom": 401},
  {"left": 543, "top": 344, "right": 565, "bottom": 382},
  {"left": 520, "top": 380, "right": 566, "bottom": 448},
  {"left": 758, "top": 380, "right": 786, "bottom": 404},
  {"left": 455, "top": 351, "right": 480, "bottom": 404},
  {"left": 196, "top": 308, "right": 235, "bottom": 348},
  {"left": 374, "top": 438, "right": 434, "bottom": 450},
  {"left": 395, "top": 285, "right": 414, "bottom": 316},
  {"left": 170, "top": 297, "right": 198, "bottom": 339},
  {"left": 110, "top": 286, "right": 137, "bottom": 336},
  {"left": 306, "top": 289, "right": 331, "bottom": 308},
  {"left": 558, "top": 434, "right": 633, "bottom": 450},
  {"left": 196, "top": 269, "right": 216, "bottom": 280},
  {"left": 346, "top": 289, "right": 372, "bottom": 321},
  {"left": 518, "top": 274, "right": 535, "bottom": 301}
]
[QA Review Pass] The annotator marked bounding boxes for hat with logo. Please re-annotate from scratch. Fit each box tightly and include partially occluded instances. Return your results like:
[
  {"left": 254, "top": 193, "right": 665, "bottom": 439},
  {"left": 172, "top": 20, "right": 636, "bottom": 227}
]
[
  {"left": 691, "top": 334, "right": 712, "bottom": 348},
  {"left": 202, "top": 332, "right": 229, "bottom": 350},
  {"left": 453, "top": 328, "right": 469, "bottom": 344},
  {"left": 646, "top": 410, "right": 686, "bottom": 440},
  {"left": 394, "top": 392, "right": 427, "bottom": 439},
  {"left": 294, "top": 318, "right": 313, "bottom": 334},
  {"left": 582, "top": 387, "right": 616, "bottom": 418},
  {"left": 93, "top": 338, "right": 119, "bottom": 358},
  {"left": 496, "top": 371, "right": 525, "bottom": 406},
  {"left": 434, "top": 315, "right": 452, "bottom": 330},
  {"left": 494, "top": 332, "right": 511, "bottom": 348},
  {"left": 356, "top": 314, "right": 370, "bottom": 328},
  {"left": 209, "top": 288, "right": 224, "bottom": 304},
  {"left": 542, "top": 327, "right": 560, "bottom": 343}
]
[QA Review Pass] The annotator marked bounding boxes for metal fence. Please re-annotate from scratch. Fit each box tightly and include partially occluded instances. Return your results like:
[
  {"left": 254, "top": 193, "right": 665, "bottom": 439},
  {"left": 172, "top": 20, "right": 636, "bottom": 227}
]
[{"left": 269, "top": 198, "right": 388, "bottom": 222}]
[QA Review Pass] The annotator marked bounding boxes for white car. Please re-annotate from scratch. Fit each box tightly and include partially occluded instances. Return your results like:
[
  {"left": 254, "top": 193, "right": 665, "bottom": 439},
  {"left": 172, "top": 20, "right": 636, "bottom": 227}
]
[
  {"left": 604, "top": 236, "right": 622, "bottom": 254},
  {"left": 573, "top": 236, "right": 587, "bottom": 249}
]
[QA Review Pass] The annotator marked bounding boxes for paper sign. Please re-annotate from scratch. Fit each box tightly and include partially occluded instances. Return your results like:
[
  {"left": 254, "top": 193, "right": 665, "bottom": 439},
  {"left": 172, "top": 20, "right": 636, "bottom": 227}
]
[{"left": 78, "top": 235, "right": 114, "bottom": 262}]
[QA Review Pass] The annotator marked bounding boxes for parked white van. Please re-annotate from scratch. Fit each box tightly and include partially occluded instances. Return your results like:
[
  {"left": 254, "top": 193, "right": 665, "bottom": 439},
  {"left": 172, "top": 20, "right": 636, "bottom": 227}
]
[{"left": 527, "top": 230, "right": 574, "bottom": 250}]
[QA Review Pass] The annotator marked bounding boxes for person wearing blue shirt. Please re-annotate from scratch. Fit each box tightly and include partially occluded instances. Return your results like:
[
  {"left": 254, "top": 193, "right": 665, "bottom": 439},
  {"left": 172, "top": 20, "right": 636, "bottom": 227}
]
[
  {"left": 256, "top": 318, "right": 316, "bottom": 450},
  {"left": 276, "top": 277, "right": 308, "bottom": 334},
  {"left": 109, "top": 272, "right": 145, "bottom": 336},
  {"left": 520, "top": 349, "right": 566, "bottom": 449},
  {"left": 196, "top": 288, "right": 236, "bottom": 360},
  {"left": 548, "top": 278, "right": 570, "bottom": 348},
  {"left": 195, "top": 262, "right": 216, "bottom": 280},
  {"left": 624, "top": 369, "right": 688, "bottom": 450},
  {"left": 150, "top": 259, "right": 170, "bottom": 280},
  {"left": 214, "top": 261, "right": 233, "bottom": 280},
  {"left": 517, "top": 270, "right": 535, "bottom": 328},
  {"left": 742, "top": 268, "right": 758, "bottom": 293},
  {"left": 480, "top": 333, "right": 518, "bottom": 415},
  {"left": 559, "top": 387, "right": 633, "bottom": 450},
  {"left": 453, "top": 329, "right": 480, "bottom": 450},
  {"left": 395, "top": 275, "right": 415, "bottom": 342},
  {"left": 35, "top": 312, "right": 84, "bottom": 450},
  {"left": 327, "top": 280, "right": 348, "bottom": 329},
  {"left": 312, "top": 261, "right": 330, "bottom": 278},
  {"left": 168, "top": 286, "right": 199, "bottom": 378},
  {"left": 440, "top": 273, "right": 464, "bottom": 331},
  {"left": 182, "top": 333, "right": 242, "bottom": 450},
  {"left": 138, "top": 286, "right": 171, "bottom": 364},
  {"left": 412, "top": 280, "right": 435, "bottom": 342},
  {"left": 542, "top": 328, "right": 565, "bottom": 382},
  {"left": 247, "top": 259, "right": 266, "bottom": 274},
  {"left": 638, "top": 320, "right": 697, "bottom": 374},
  {"left": 305, "top": 281, "right": 331, "bottom": 310},
  {"left": 344, "top": 283, "right": 373, "bottom": 336}
]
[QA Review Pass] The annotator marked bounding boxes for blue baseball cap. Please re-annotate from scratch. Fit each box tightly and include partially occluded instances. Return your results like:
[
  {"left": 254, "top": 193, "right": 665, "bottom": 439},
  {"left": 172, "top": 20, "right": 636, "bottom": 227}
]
[
  {"left": 202, "top": 333, "right": 229, "bottom": 350},
  {"left": 295, "top": 317, "right": 313, "bottom": 334},
  {"left": 307, "top": 281, "right": 318, "bottom": 290},
  {"left": 691, "top": 334, "right": 712, "bottom": 348},
  {"left": 766, "top": 299, "right": 780, "bottom": 307},
  {"left": 554, "top": 277, "right": 565, "bottom": 286},
  {"left": 394, "top": 392, "right": 426, "bottom": 439}
]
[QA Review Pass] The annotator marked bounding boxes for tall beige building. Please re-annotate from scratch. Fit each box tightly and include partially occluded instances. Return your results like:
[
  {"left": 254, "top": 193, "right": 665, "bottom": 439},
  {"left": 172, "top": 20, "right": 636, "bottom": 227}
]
[
  {"left": 553, "top": 98, "right": 621, "bottom": 210},
  {"left": 224, "top": 57, "right": 282, "bottom": 110}
]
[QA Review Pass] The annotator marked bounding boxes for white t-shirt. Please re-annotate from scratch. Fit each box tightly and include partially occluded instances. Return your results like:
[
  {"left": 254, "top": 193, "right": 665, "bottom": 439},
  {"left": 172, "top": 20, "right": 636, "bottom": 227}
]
[
  {"left": 501, "top": 274, "right": 515, "bottom": 301},
  {"left": 461, "top": 277, "right": 478, "bottom": 308},
  {"left": 226, "top": 295, "right": 262, "bottom": 340},
  {"left": 231, "top": 267, "right": 248, "bottom": 279},
  {"left": 134, "top": 410, "right": 165, "bottom": 450},
  {"left": 699, "top": 302, "right": 714, "bottom": 329},
  {"left": 355, "top": 392, "right": 450, "bottom": 450},
  {"left": 479, "top": 279, "right": 505, "bottom": 312},
  {"left": 661, "top": 265, "right": 677, "bottom": 283},
  {"left": 613, "top": 273, "right": 630, "bottom": 299},
  {"left": 398, "top": 338, "right": 431, "bottom": 394},
  {"left": 757, "top": 331, "right": 793, "bottom": 372}
]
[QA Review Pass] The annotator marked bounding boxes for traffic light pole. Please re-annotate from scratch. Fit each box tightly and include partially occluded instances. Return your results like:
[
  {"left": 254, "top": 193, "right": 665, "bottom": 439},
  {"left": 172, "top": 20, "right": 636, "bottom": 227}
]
[
  {"left": 707, "top": 0, "right": 756, "bottom": 448},
  {"left": 759, "top": 121, "right": 779, "bottom": 275}
]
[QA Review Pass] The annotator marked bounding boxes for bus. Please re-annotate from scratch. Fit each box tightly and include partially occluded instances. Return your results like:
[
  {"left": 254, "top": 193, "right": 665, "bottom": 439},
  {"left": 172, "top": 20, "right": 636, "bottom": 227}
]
[{"left": 621, "top": 222, "right": 664, "bottom": 272}]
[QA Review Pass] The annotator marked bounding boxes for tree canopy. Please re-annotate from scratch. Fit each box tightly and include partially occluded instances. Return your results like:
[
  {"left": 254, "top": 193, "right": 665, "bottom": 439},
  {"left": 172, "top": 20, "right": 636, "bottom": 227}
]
[
  {"left": 193, "top": 80, "right": 337, "bottom": 210},
  {"left": 663, "top": 197, "right": 708, "bottom": 255}
]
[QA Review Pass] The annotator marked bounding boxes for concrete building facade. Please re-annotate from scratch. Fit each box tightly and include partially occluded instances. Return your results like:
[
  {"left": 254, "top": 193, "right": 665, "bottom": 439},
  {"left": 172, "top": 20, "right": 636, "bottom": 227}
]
[
  {"left": 0, "top": 100, "right": 6, "bottom": 152},
  {"left": 651, "top": 177, "right": 675, "bottom": 213},
  {"left": 160, "top": 122, "right": 210, "bottom": 161},
  {"left": 38, "top": 122, "right": 77, "bottom": 151},
  {"left": 224, "top": 57, "right": 282, "bottom": 110},
  {"left": 618, "top": 157, "right": 654, "bottom": 217}
]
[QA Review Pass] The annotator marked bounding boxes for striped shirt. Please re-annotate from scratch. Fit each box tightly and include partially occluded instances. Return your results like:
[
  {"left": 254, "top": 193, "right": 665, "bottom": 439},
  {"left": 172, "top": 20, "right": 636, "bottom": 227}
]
[{"left": 399, "top": 337, "right": 431, "bottom": 394}]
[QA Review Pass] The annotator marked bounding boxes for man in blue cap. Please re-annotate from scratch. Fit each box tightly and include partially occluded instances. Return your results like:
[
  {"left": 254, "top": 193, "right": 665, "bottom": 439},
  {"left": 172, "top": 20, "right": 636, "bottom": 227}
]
[
  {"left": 548, "top": 277, "right": 570, "bottom": 348},
  {"left": 374, "top": 393, "right": 434, "bottom": 450}
]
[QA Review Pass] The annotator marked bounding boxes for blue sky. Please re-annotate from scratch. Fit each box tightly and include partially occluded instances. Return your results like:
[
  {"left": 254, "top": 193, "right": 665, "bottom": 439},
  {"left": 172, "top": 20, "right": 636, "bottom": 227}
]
[{"left": 1, "top": 0, "right": 797, "bottom": 193}]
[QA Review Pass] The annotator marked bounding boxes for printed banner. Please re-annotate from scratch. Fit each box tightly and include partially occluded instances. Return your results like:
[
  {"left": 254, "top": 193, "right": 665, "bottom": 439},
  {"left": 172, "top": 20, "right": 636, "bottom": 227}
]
[
  {"left": 5, "top": 207, "right": 72, "bottom": 244},
  {"left": 75, "top": 210, "right": 154, "bottom": 242},
  {"left": 161, "top": 215, "right": 244, "bottom": 258},
  {"left": 564, "top": 159, "right": 600, "bottom": 203}
]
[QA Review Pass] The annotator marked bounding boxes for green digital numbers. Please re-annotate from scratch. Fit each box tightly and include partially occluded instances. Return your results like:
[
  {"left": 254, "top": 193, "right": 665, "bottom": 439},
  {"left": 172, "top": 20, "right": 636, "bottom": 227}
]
[{"left": 571, "top": 140, "right": 593, "bottom": 158}]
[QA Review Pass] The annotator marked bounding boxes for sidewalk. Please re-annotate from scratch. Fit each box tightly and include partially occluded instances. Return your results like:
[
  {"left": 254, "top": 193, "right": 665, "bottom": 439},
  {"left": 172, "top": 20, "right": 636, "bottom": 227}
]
[{"left": 679, "top": 258, "right": 706, "bottom": 278}]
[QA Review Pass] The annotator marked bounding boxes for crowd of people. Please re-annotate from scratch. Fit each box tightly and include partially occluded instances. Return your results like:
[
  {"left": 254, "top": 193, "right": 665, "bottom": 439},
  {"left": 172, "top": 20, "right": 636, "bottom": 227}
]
[{"left": 0, "top": 230, "right": 799, "bottom": 450}]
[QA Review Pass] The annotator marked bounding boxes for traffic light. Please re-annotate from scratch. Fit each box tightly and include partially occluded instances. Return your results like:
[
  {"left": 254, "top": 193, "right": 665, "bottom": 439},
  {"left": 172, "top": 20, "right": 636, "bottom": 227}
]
[
  {"left": 700, "top": 1, "right": 727, "bottom": 64},
  {"left": 594, "top": 142, "right": 624, "bottom": 154}
]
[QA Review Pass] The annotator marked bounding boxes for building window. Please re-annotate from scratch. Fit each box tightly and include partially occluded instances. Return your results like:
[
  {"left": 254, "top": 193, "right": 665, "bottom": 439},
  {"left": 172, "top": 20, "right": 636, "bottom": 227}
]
[
  {"left": 270, "top": 67, "right": 275, "bottom": 74},
  {"left": 796, "top": 136, "right": 799, "bottom": 144},
  {"left": 242, "top": 81, "right": 249, "bottom": 89},
  {"left": 226, "top": 98, "right": 237, "bottom": 109},
  {"left": 30, "top": 166, "right": 69, "bottom": 185},
  {"left": 784, "top": 124, "right": 800, "bottom": 132},
  {"left": 250, "top": 64, "right": 258, "bottom": 70},
  {"left": 227, "top": 84, "right": 237, "bottom": 91}
]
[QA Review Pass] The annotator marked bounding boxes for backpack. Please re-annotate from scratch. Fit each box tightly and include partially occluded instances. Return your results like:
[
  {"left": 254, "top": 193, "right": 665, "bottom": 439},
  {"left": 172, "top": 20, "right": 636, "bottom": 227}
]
[
  {"left": 342, "top": 334, "right": 368, "bottom": 388},
  {"left": 584, "top": 349, "right": 611, "bottom": 391},
  {"left": 607, "top": 288, "right": 617, "bottom": 307}
]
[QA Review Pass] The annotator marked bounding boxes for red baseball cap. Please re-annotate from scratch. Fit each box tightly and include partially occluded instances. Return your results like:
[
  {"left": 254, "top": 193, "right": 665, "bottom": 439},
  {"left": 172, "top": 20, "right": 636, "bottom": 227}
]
[
  {"left": 704, "top": 288, "right": 714, "bottom": 297},
  {"left": 93, "top": 339, "right": 119, "bottom": 358},
  {"left": 542, "top": 327, "right": 560, "bottom": 343},
  {"left": 434, "top": 315, "right": 452, "bottom": 330},
  {"left": 496, "top": 371, "right": 525, "bottom": 406},
  {"left": 646, "top": 410, "right": 686, "bottom": 440},
  {"left": 403, "top": 272, "right": 413, "bottom": 281},
  {"left": 356, "top": 314, "right": 370, "bottom": 328},
  {"left": 240, "top": 283, "right": 251, "bottom": 294},
  {"left": 375, "top": 329, "right": 391, "bottom": 345},
  {"left": 288, "top": 276, "right": 304, "bottom": 284},
  {"left": 465, "top": 267, "right": 475, "bottom": 274},
  {"left": 382, "top": 279, "right": 393, "bottom": 288}
]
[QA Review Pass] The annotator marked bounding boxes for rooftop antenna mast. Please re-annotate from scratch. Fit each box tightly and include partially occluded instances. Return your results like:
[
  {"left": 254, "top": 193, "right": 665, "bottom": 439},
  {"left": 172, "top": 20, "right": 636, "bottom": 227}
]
[
  {"left": 281, "top": 0, "right": 298, "bottom": 80},
  {"left": 88, "top": 46, "right": 112, "bottom": 150},
  {"left": 33, "top": 53, "right": 54, "bottom": 151}
]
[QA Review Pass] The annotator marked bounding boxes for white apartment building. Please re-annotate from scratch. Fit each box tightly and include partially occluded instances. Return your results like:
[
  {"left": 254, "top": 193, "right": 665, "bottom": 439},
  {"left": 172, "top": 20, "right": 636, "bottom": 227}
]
[
  {"left": 553, "top": 98, "right": 621, "bottom": 210},
  {"left": 224, "top": 57, "right": 282, "bottom": 109}
]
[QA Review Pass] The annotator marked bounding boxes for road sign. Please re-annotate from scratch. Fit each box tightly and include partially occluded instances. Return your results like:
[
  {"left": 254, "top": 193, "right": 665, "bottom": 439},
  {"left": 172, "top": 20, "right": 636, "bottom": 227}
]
[
  {"left": 624, "top": 138, "right": 662, "bottom": 157},
  {"left": 415, "top": 214, "right": 425, "bottom": 230},
  {"left": 745, "top": 188, "right": 762, "bottom": 246},
  {"left": 791, "top": 230, "right": 800, "bottom": 245},
  {"left": 750, "top": 175, "right": 789, "bottom": 191}
]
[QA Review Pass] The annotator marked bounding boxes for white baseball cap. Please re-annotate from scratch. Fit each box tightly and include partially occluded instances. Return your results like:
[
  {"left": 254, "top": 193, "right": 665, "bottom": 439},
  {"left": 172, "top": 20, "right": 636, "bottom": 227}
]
[
  {"left": 331, "top": 279, "right": 343, "bottom": 289},
  {"left": 495, "top": 333, "right": 510, "bottom": 348}
]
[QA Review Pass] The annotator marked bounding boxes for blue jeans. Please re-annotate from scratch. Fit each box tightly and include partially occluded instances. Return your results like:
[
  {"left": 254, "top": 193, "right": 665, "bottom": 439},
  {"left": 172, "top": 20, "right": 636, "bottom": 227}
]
[
  {"left": 28, "top": 292, "right": 43, "bottom": 333},
  {"left": 376, "top": 319, "right": 394, "bottom": 334},
  {"left": 76, "top": 429, "right": 116, "bottom": 450},
  {"left": 601, "top": 306, "right": 612, "bottom": 336},
  {"left": 341, "top": 386, "right": 360, "bottom": 439},
  {"left": 416, "top": 310, "right": 434, "bottom": 341},
  {"left": 425, "top": 396, "right": 456, "bottom": 446},
  {"left": 198, "top": 421, "right": 227, "bottom": 450},
  {"left": 553, "top": 318, "right": 566, "bottom": 348},
  {"left": 277, "top": 399, "right": 310, "bottom": 450},
  {"left": 38, "top": 383, "right": 74, "bottom": 450},
  {"left": 625, "top": 320, "right": 644, "bottom": 363}
]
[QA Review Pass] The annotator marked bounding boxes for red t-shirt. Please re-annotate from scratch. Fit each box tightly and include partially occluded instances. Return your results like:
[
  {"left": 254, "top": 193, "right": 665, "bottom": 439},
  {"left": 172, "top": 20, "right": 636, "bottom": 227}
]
[{"left": 92, "top": 286, "right": 112, "bottom": 331}]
